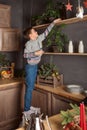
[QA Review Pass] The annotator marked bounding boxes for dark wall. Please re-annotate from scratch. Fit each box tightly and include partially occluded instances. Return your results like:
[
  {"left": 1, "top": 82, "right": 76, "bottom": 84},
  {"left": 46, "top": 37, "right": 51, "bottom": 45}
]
[{"left": 23, "top": 0, "right": 47, "bottom": 28}]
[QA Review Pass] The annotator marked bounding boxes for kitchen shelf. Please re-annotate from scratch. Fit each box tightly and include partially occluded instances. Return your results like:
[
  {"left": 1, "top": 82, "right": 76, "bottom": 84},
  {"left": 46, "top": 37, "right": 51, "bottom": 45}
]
[
  {"left": 33, "top": 14, "right": 87, "bottom": 29},
  {"left": 44, "top": 52, "right": 87, "bottom": 56}
]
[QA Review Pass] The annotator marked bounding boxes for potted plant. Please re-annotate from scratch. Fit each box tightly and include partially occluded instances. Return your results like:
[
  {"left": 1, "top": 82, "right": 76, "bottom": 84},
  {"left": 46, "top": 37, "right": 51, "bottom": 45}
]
[
  {"left": 42, "top": 0, "right": 60, "bottom": 23},
  {"left": 31, "top": 0, "right": 60, "bottom": 26},
  {"left": 45, "top": 24, "right": 69, "bottom": 52},
  {"left": 37, "top": 63, "right": 63, "bottom": 87},
  {"left": 38, "top": 63, "right": 59, "bottom": 79}
]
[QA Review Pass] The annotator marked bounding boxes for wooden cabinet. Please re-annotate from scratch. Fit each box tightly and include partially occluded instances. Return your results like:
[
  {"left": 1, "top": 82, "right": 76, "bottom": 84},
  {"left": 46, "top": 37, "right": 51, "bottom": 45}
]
[
  {"left": 0, "top": 28, "right": 20, "bottom": 51},
  {"left": 0, "top": 4, "right": 11, "bottom": 28},
  {"left": 31, "top": 87, "right": 78, "bottom": 116},
  {"left": 32, "top": 88, "right": 52, "bottom": 116},
  {"left": 0, "top": 4, "right": 20, "bottom": 51},
  {"left": 51, "top": 94, "right": 78, "bottom": 115},
  {"left": 0, "top": 80, "right": 24, "bottom": 130}
]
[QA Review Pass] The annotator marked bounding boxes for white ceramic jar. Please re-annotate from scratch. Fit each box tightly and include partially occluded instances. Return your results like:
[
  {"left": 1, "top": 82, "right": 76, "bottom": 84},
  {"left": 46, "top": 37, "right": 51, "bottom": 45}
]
[
  {"left": 68, "top": 40, "right": 73, "bottom": 53},
  {"left": 78, "top": 40, "right": 84, "bottom": 53}
]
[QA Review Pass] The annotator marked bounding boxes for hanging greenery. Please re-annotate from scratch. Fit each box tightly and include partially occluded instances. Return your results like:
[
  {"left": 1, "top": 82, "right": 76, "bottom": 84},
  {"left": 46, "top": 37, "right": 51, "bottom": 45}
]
[{"left": 32, "top": 1, "right": 66, "bottom": 26}]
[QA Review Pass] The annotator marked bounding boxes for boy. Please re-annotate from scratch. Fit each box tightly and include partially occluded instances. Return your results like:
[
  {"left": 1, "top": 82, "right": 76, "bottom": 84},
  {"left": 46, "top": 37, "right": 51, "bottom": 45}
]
[{"left": 23, "top": 18, "right": 61, "bottom": 111}]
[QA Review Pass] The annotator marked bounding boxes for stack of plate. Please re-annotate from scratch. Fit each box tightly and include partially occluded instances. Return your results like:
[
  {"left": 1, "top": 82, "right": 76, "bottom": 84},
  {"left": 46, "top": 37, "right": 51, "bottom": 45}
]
[{"left": 65, "top": 84, "right": 83, "bottom": 94}]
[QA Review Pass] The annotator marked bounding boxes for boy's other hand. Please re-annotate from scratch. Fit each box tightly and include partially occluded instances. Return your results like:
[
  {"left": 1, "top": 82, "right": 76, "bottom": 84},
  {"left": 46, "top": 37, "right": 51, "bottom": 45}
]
[
  {"left": 35, "top": 50, "right": 44, "bottom": 56},
  {"left": 53, "top": 18, "right": 62, "bottom": 24}
]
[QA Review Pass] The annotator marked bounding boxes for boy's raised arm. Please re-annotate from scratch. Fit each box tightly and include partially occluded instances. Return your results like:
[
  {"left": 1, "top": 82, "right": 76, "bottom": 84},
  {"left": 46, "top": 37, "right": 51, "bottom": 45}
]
[{"left": 38, "top": 18, "right": 62, "bottom": 41}]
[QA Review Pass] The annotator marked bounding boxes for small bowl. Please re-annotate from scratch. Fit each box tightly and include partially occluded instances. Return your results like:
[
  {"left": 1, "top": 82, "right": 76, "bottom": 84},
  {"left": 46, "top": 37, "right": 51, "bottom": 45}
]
[{"left": 66, "top": 84, "right": 83, "bottom": 94}]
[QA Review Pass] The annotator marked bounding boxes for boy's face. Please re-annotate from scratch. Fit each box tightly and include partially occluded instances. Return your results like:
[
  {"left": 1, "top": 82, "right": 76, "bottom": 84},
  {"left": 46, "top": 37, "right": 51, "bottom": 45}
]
[{"left": 29, "top": 29, "right": 38, "bottom": 40}]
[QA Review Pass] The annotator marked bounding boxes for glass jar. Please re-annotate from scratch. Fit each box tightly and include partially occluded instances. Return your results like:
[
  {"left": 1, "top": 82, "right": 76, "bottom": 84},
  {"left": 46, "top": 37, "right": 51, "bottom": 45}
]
[
  {"left": 68, "top": 40, "right": 73, "bottom": 53},
  {"left": 78, "top": 40, "right": 84, "bottom": 53}
]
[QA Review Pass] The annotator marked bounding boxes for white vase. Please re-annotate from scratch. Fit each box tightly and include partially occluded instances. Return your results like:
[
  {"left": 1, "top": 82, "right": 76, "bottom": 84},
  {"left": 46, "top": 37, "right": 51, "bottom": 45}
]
[
  {"left": 78, "top": 41, "right": 84, "bottom": 53},
  {"left": 68, "top": 41, "right": 73, "bottom": 53}
]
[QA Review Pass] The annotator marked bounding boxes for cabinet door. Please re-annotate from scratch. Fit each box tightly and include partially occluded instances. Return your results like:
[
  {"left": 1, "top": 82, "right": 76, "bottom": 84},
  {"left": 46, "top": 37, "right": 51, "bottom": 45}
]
[
  {"left": 0, "top": 83, "right": 24, "bottom": 130},
  {"left": 51, "top": 94, "right": 77, "bottom": 115},
  {"left": 0, "top": 28, "right": 20, "bottom": 51},
  {"left": 32, "top": 89, "right": 52, "bottom": 116},
  {"left": 0, "top": 90, "right": 6, "bottom": 122},
  {"left": 5, "top": 86, "right": 22, "bottom": 119},
  {"left": 0, "top": 4, "right": 11, "bottom": 27}
]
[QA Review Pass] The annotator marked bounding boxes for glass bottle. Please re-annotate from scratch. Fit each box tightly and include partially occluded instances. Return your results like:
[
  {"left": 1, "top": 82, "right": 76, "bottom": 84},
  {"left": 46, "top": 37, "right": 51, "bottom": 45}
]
[
  {"left": 68, "top": 40, "right": 73, "bottom": 53},
  {"left": 78, "top": 40, "right": 84, "bottom": 53}
]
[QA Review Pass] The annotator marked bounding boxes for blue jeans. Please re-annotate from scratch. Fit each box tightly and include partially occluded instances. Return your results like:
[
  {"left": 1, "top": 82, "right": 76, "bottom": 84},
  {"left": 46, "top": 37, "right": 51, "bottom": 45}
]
[{"left": 24, "top": 64, "right": 38, "bottom": 111}]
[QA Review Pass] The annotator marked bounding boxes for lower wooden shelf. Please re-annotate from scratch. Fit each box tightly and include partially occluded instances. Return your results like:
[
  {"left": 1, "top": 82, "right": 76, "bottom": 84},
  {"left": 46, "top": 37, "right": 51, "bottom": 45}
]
[{"left": 44, "top": 52, "right": 87, "bottom": 56}]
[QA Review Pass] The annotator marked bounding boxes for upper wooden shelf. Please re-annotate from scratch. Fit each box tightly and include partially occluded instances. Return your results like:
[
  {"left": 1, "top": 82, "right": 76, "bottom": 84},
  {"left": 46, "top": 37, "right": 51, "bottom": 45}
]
[
  {"left": 44, "top": 52, "right": 87, "bottom": 56},
  {"left": 33, "top": 14, "right": 87, "bottom": 29}
]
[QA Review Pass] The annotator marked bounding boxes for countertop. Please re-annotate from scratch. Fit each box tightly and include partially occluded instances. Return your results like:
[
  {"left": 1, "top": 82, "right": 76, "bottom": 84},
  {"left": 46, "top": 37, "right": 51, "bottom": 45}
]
[
  {"left": 0, "top": 78, "right": 85, "bottom": 102},
  {"left": 0, "top": 78, "right": 24, "bottom": 90},
  {"left": 35, "top": 84, "right": 85, "bottom": 102}
]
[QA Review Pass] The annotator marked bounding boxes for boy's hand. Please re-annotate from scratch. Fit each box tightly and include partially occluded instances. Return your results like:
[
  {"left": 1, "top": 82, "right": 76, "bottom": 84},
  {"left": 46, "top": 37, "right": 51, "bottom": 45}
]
[
  {"left": 53, "top": 18, "right": 62, "bottom": 24},
  {"left": 35, "top": 50, "right": 44, "bottom": 56}
]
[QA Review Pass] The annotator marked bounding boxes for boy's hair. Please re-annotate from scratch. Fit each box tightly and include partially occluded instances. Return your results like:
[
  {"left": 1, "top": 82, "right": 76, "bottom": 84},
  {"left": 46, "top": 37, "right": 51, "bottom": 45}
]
[{"left": 23, "top": 27, "right": 33, "bottom": 39}]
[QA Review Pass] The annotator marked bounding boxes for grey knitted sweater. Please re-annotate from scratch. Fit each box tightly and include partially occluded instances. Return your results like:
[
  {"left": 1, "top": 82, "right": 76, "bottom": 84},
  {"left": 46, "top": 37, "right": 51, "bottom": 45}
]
[{"left": 23, "top": 22, "right": 55, "bottom": 65}]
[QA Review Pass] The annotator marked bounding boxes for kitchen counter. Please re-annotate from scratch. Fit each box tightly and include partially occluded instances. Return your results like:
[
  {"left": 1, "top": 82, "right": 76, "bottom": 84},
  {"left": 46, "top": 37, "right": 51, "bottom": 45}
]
[
  {"left": 0, "top": 78, "right": 24, "bottom": 90},
  {"left": 35, "top": 84, "right": 85, "bottom": 102},
  {"left": 0, "top": 79, "right": 84, "bottom": 102},
  {"left": 1, "top": 79, "right": 84, "bottom": 102}
]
